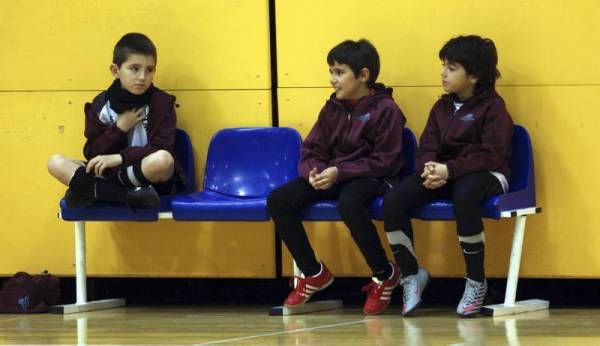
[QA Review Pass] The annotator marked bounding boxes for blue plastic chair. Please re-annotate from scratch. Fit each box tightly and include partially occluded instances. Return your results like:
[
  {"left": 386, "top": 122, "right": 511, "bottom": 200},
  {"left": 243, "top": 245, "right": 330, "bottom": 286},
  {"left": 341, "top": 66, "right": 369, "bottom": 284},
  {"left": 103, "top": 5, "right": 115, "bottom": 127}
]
[
  {"left": 172, "top": 127, "right": 302, "bottom": 221},
  {"left": 60, "top": 129, "right": 195, "bottom": 221},
  {"left": 301, "top": 127, "right": 417, "bottom": 220},
  {"left": 53, "top": 128, "right": 195, "bottom": 314},
  {"left": 410, "top": 125, "right": 536, "bottom": 220},
  {"left": 409, "top": 124, "right": 547, "bottom": 316}
]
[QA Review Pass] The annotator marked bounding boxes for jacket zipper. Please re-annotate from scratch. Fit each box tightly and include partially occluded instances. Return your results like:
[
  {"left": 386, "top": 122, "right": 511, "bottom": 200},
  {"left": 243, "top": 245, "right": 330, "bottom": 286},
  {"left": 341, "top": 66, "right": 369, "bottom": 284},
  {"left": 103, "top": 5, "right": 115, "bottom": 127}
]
[
  {"left": 441, "top": 101, "right": 457, "bottom": 145},
  {"left": 343, "top": 112, "right": 352, "bottom": 147}
]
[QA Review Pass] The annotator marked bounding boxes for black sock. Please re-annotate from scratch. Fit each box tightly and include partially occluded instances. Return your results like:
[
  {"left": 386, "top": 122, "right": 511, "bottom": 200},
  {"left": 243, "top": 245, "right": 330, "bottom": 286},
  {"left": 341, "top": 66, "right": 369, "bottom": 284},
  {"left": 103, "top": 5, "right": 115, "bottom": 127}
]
[
  {"left": 392, "top": 245, "right": 419, "bottom": 277},
  {"left": 117, "top": 160, "right": 151, "bottom": 188},
  {"left": 68, "top": 167, "right": 95, "bottom": 197},
  {"left": 374, "top": 262, "right": 393, "bottom": 281},
  {"left": 460, "top": 241, "right": 485, "bottom": 282},
  {"left": 303, "top": 262, "right": 322, "bottom": 277}
]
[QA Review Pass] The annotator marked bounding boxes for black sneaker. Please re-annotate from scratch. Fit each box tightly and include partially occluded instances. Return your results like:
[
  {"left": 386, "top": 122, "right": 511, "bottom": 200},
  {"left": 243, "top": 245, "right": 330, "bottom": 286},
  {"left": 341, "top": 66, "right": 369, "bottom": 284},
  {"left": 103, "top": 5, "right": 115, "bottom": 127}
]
[
  {"left": 63, "top": 188, "right": 95, "bottom": 208},
  {"left": 125, "top": 186, "right": 161, "bottom": 209}
]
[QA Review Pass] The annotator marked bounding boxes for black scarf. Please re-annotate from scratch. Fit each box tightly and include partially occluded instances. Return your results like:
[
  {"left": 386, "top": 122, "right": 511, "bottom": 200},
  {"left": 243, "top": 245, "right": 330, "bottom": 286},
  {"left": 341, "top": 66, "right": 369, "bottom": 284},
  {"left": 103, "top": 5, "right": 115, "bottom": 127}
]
[{"left": 106, "top": 79, "right": 154, "bottom": 114}]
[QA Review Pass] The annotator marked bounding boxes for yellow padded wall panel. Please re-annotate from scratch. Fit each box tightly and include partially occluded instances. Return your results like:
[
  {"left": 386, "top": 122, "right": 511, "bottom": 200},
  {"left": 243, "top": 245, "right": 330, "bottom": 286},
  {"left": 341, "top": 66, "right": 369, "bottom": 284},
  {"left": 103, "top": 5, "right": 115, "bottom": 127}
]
[
  {"left": 0, "top": 90, "right": 275, "bottom": 277},
  {"left": 0, "top": 0, "right": 270, "bottom": 91},
  {"left": 279, "top": 86, "right": 600, "bottom": 278},
  {"left": 276, "top": 0, "right": 600, "bottom": 87}
]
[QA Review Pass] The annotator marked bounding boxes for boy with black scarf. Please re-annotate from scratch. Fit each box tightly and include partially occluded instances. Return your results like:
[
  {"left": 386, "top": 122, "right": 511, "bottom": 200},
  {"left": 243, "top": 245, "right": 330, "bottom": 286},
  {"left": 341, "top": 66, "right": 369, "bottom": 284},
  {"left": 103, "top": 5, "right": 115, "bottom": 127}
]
[{"left": 48, "top": 33, "right": 184, "bottom": 209}]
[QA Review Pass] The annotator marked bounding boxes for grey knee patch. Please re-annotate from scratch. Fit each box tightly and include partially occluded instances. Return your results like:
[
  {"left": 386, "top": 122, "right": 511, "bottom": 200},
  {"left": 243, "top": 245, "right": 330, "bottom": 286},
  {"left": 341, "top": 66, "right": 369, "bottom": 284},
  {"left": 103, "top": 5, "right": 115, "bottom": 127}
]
[
  {"left": 387, "top": 230, "right": 415, "bottom": 257},
  {"left": 459, "top": 232, "right": 485, "bottom": 244},
  {"left": 459, "top": 233, "right": 485, "bottom": 255}
]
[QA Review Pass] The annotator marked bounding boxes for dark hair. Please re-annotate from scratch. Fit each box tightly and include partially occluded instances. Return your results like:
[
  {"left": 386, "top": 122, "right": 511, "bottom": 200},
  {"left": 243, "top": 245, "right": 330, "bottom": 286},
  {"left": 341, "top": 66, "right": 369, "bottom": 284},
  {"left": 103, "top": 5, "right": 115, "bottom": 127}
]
[
  {"left": 113, "top": 33, "right": 157, "bottom": 66},
  {"left": 439, "top": 35, "right": 500, "bottom": 93},
  {"left": 327, "top": 39, "right": 380, "bottom": 88}
]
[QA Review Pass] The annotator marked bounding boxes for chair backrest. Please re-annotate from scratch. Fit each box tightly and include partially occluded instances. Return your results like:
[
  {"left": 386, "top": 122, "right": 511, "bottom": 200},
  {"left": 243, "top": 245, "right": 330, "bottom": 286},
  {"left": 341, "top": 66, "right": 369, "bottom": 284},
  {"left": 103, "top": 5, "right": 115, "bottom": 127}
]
[
  {"left": 400, "top": 127, "right": 417, "bottom": 178},
  {"left": 507, "top": 124, "right": 535, "bottom": 201},
  {"left": 203, "top": 127, "right": 302, "bottom": 198},
  {"left": 174, "top": 129, "right": 196, "bottom": 193}
]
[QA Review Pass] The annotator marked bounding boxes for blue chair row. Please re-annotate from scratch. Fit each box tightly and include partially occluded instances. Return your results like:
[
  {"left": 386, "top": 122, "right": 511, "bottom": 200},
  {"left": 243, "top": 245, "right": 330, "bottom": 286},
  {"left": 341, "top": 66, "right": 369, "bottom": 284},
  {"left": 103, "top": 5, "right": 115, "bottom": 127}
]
[
  {"left": 54, "top": 127, "right": 301, "bottom": 313},
  {"left": 56, "top": 125, "right": 545, "bottom": 316}
]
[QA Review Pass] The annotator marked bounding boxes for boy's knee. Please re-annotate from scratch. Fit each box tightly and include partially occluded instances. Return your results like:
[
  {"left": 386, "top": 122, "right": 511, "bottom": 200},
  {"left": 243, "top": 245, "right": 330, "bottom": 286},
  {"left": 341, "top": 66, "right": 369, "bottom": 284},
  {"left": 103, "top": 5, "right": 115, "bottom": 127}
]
[
  {"left": 452, "top": 189, "right": 476, "bottom": 210},
  {"left": 151, "top": 150, "right": 174, "bottom": 170},
  {"left": 47, "top": 154, "right": 65, "bottom": 174},
  {"left": 382, "top": 192, "right": 402, "bottom": 217},
  {"left": 144, "top": 150, "right": 174, "bottom": 178},
  {"left": 267, "top": 189, "right": 284, "bottom": 210}
]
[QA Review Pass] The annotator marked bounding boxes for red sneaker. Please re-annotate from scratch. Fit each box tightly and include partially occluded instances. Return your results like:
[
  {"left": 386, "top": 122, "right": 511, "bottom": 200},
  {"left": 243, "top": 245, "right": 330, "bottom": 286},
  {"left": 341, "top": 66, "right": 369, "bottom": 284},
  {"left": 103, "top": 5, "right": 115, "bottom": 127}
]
[
  {"left": 362, "top": 262, "right": 401, "bottom": 315},
  {"left": 284, "top": 263, "right": 334, "bottom": 307}
]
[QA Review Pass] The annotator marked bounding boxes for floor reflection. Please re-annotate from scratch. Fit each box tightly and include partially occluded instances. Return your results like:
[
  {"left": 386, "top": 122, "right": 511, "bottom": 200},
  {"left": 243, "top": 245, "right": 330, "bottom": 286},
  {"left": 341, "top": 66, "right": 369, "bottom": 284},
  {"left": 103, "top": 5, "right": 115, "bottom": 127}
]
[{"left": 0, "top": 306, "right": 575, "bottom": 345}]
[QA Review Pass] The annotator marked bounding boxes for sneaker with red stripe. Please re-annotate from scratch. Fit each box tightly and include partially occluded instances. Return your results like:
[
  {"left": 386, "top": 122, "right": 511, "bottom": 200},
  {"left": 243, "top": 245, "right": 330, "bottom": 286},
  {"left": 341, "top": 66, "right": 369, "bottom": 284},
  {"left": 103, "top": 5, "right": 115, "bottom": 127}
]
[
  {"left": 457, "top": 278, "right": 487, "bottom": 317},
  {"left": 284, "top": 262, "right": 334, "bottom": 307},
  {"left": 361, "top": 262, "right": 401, "bottom": 315}
]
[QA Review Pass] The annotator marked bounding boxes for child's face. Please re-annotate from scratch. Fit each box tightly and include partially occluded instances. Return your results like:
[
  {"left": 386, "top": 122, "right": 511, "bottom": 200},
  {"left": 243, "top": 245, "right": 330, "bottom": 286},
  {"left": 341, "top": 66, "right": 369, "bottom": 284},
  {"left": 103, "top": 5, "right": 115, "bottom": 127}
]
[
  {"left": 440, "top": 60, "right": 477, "bottom": 100},
  {"left": 329, "top": 62, "right": 369, "bottom": 101},
  {"left": 110, "top": 54, "right": 156, "bottom": 95}
]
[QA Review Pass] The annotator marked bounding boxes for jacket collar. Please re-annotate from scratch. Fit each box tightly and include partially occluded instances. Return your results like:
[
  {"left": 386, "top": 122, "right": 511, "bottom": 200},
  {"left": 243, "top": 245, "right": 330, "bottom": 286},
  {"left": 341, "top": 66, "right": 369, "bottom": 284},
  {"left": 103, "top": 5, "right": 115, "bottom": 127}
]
[
  {"left": 328, "top": 83, "right": 393, "bottom": 115},
  {"left": 440, "top": 89, "right": 498, "bottom": 109}
]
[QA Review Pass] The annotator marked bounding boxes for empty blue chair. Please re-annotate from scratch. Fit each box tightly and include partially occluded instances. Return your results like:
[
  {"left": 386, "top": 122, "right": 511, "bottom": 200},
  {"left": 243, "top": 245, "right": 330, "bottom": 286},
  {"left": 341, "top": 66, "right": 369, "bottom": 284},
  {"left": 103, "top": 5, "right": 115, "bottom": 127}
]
[
  {"left": 408, "top": 124, "right": 547, "bottom": 316},
  {"left": 172, "top": 127, "right": 302, "bottom": 221},
  {"left": 301, "top": 127, "right": 417, "bottom": 220}
]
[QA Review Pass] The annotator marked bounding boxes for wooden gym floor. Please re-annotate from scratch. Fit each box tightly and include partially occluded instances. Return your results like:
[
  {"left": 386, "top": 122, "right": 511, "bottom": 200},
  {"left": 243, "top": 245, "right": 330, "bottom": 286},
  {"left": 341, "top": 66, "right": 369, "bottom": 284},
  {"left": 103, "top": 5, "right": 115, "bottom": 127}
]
[{"left": 1, "top": 306, "right": 599, "bottom": 345}]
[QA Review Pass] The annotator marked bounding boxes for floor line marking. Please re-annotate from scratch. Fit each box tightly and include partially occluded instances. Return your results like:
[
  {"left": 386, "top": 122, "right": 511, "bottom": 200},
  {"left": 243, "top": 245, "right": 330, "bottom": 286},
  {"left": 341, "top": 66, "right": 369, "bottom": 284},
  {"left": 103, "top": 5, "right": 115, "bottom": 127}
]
[{"left": 197, "top": 318, "right": 371, "bottom": 345}]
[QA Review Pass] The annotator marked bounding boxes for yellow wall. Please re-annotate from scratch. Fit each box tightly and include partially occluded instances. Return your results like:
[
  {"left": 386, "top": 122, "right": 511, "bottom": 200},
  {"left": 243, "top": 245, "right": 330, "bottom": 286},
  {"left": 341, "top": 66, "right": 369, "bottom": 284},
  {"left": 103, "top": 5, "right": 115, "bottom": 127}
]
[
  {"left": 277, "top": 0, "right": 600, "bottom": 278},
  {"left": 0, "top": 0, "right": 275, "bottom": 277},
  {"left": 1, "top": 0, "right": 599, "bottom": 279}
]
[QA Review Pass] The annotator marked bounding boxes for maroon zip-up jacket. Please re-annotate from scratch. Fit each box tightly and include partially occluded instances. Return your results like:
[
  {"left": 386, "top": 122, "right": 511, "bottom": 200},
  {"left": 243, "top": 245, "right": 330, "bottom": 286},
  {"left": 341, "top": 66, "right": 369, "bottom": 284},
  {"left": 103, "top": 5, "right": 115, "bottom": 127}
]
[
  {"left": 417, "top": 90, "right": 513, "bottom": 181},
  {"left": 82, "top": 87, "right": 177, "bottom": 166},
  {"left": 299, "top": 83, "right": 406, "bottom": 187}
]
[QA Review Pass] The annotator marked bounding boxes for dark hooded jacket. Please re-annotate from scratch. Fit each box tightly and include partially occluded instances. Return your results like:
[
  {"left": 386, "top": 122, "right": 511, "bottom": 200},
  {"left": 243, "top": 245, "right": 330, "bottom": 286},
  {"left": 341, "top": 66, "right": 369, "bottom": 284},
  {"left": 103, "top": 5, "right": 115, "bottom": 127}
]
[
  {"left": 299, "top": 83, "right": 406, "bottom": 187},
  {"left": 416, "top": 90, "right": 513, "bottom": 180}
]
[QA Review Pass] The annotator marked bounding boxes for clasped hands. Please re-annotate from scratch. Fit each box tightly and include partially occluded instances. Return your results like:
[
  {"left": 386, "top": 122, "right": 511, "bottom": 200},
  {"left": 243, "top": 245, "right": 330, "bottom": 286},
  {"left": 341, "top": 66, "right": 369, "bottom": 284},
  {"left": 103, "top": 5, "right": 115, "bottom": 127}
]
[
  {"left": 308, "top": 167, "right": 338, "bottom": 190},
  {"left": 421, "top": 161, "right": 449, "bottom": 189}
]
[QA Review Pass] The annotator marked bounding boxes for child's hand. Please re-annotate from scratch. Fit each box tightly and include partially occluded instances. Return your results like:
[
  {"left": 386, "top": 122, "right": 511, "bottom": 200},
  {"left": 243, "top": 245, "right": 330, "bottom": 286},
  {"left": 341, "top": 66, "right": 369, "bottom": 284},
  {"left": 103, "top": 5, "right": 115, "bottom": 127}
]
[
  {"left": 86, "top": 154, "right": 123, "bottom": 176},
  {"left": 312, "top": 166, "right": 338, "bottom": 190},
  {"left": 421, "top": 163, "right": 435, "bottom": 179},
  {"left": 421, "top": 161, "right": 448, "bottom": 189},
  {"left": 116, "top": 107, "right": 145, "bottom": 132},
  {"left": 422, "top": 161, "right": 449, "bottom": 180},
  {"left": 308, "top": 168, "right": 319, "bottom": 187},
  {"left": 423, "top": 174, "right": 447, "bottom": 189}
]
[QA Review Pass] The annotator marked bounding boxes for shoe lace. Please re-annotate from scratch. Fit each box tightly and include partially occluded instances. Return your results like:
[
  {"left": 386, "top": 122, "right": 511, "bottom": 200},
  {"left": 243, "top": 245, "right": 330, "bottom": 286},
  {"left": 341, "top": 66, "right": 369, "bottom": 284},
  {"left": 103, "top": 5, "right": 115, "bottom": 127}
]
[
  {"left": 361, "top": 280, "right": 384, "bottom": 298},
  {"left": 462, "top": 279, "right": 484, "bottom": 305},
  {"left": 289, "top": 276, "right": 307, "bottom": 292}
]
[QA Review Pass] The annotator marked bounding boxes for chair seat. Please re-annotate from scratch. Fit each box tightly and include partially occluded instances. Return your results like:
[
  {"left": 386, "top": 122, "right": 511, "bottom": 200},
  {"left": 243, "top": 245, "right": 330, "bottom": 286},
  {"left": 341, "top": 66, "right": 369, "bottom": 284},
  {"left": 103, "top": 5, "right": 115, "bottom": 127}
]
[
  {"left": 59, "top": 196, "right": 174, "bottom": 222},
  {"left": 172, "top": 190, "right": 269, "bottom": 221},
  {"left": 302, "top": 197, "right": 384, "bottom": 221}
]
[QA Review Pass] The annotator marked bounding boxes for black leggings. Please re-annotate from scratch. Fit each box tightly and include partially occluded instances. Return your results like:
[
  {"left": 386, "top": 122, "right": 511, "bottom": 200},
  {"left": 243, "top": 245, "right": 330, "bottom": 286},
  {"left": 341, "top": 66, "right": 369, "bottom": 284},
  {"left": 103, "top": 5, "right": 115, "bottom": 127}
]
[
  {"left": 383, "top": 172, "right": 503, "bottom": 240},
  {"left": 267, "top": 177, "right": 390, "bottom": 276}
]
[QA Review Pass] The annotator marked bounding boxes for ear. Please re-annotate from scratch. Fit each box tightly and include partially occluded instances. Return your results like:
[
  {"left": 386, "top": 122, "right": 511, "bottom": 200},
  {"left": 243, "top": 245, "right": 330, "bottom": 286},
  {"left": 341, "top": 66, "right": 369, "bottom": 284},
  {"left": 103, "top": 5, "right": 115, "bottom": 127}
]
[
  {"left": 469, "top": 74, "right": 478, "bottom": 85},
  {"left": 109, "top": 63, "right": 120, "bottom": 78},
  {"left": 358, "top": 67, "right": 370, "bottom": 83}
]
